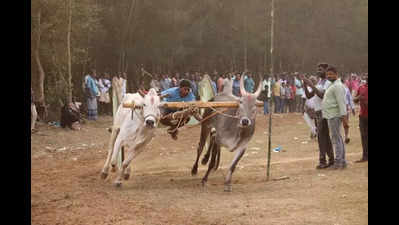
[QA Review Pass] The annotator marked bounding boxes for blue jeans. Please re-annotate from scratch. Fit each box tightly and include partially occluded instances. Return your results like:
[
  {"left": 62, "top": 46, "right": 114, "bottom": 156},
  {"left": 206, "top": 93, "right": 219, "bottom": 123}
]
[
  {"left": 263, "top": 100, "right": 269, "bottom": 114},
  {"left": 327, "top": 117, "right": 346, "bottom": 166},
  {"left": 273, "top": 96, "right": 281, "bottom": 113},
  {"left": 280, "top": 98, "right": 286, "bottom": 113}
]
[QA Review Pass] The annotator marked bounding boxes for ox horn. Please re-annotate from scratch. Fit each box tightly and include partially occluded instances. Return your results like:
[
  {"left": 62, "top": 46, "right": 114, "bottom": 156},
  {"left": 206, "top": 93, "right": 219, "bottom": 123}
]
[
  {"left": 240, "top": 71, "right": 247, "bottom": 96},
  {"left": 253, "top": 75, "right": 263, "bottom": 97}
]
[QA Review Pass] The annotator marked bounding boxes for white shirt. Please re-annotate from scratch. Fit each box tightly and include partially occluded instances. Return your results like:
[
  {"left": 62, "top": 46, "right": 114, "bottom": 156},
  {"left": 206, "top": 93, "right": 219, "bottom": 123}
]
[
  {"left": 305, "top": 87, "right": 315, "bottom": 109},
  {"left": 313, "top": 79, "right": 331, "bottom": 111},
  {"left": 121, "top": 78, "right": 127, "bottom": 98},
  {"left": 98, "top": 78, "right": 111, "bottom": 93},
  {"left": 262, "top": 78, "right": 272, "bottom": 98}
]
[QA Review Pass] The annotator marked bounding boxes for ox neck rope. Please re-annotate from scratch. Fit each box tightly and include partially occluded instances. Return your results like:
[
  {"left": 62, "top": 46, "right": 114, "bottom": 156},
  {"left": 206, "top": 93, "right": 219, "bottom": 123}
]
[
  {"left": 166, "top": 112, "right": 186, "bottom": 133},
  {"left": 131, "top": 108, "right": 143, "bottom": 120},
  {"left": 208, "top": 106, "right": 240, "bottom": 119},
  {"left": 131, "top": 108, "right": 159, "bottom": 123}
]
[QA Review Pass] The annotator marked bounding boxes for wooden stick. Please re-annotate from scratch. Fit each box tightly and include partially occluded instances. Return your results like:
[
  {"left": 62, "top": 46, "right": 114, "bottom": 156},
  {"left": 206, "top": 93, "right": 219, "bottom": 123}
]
[{"left": 123, "top": 101, "right": 264, "bottom": 109}]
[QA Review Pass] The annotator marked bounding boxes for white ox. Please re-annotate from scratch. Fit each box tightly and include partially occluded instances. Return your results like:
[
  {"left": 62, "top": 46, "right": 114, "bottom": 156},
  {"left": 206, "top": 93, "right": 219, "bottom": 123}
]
[{"left": 100, "top": 88, "right": 162, "bottom": 187}]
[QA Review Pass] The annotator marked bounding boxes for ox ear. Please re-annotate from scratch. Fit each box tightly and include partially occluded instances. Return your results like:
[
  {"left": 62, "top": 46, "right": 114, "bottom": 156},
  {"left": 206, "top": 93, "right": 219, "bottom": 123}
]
[
  {"left": 147, "top": 88, "right": 158, "bottom": 96},
  {"left": 159, "top": 93, "right": 170, "bottom": 100},
  {"left": 138, "top": 89, "right": 146, "bottom": 98}
]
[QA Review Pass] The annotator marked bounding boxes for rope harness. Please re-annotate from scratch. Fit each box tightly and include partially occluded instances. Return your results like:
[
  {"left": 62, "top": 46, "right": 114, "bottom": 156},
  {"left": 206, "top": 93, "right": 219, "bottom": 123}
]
[
  {"left": 129, "top": 101, "right": 241, "bottom": 132},
  {"left": 160, "top": 103, "right": 241, "bottom": 131}
]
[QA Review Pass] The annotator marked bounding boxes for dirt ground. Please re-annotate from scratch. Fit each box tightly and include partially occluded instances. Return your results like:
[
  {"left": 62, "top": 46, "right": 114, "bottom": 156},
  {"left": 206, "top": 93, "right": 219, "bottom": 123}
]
[{"left": 31, "top": 110, "right": 368, "bottom": 225}]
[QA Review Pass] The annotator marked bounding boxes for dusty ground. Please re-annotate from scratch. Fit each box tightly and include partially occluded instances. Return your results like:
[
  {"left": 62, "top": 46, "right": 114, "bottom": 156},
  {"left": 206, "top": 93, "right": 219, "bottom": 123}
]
[{"left": 31, "top": 110, "right": 368, "bottom": 225}]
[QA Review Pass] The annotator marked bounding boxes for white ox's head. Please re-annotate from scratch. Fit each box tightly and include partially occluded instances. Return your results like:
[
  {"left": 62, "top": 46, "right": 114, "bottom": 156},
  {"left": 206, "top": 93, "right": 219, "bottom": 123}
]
[{"left": 141, "top": 88, "right": 162, "bottom": 128}]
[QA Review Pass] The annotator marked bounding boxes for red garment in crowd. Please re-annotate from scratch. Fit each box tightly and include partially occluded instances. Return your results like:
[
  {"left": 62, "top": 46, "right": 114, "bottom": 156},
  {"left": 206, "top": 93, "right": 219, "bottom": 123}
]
[
  {"left": 290, "top": 85, "right": 296, "bottom": 100},
  {"left": 357, "top": 84, "right": 368, "bottom": 117},
  {"left": 349, "top": 79, "right": 360, "bottom": 93}
]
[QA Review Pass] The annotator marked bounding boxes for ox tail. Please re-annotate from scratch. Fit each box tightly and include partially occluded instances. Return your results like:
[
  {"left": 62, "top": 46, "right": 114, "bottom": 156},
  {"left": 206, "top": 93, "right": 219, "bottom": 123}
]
[
  {"left": 214, "top": 144, "right": 221, "bottom": 171},
  {"left": 201, "top": 128, "right": 220, "bottom": 171},
  {"left": 200, "top": 129, "right": 220, "bottom": 184},
  {"left": 201, "top": 128, "right": 216, "bottom": 165}
]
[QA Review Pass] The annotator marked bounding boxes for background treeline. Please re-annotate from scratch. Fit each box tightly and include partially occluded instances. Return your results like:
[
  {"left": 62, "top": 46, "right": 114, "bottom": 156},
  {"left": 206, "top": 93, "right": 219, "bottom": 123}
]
[{"left": 31, "top": 0, "right": 368, "bottom": 120}]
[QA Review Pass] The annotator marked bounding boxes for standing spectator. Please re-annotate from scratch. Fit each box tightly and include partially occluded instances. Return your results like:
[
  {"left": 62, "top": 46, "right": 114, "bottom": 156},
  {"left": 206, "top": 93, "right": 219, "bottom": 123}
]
[
  {"left": 272, "top": 75, "right": 281, "bottom": 113},
  {"left": 189, "top": 73, "right": 199, "bottom": 100},
  {"left": 210, "top": 74, "right": 218, "bottom": 96},
  {"left": 150, "top": 74, "right": 161, "bottom": 92},
  {"left": 294, "top": 73, "right": 304, "bottom": 113},
  {"left": 302, "top": 69, "right": 334, "bottom": 169},
  {"left": 303, "top": 76, "right": 317, "bottom": 139},
  {"left": 31, "top": 88, "right": 38, "bottom": 133},
  {"left": 342, "top": 77, "right": 356, "bottom": 144},
  {"left": 280, "top": 82, "right": 287, "bottom": 113},
  {"left": 244, "top": 73, "right": 255, "bottom": 93},
  {"left": 98, "top": 72, "right": 111, "bottom": 115},
  {"left": 84, "top": 69, "right": 100, "bottom": 120},
  {"left": 321, "top": 66, "right": 348, "bottom": 170},
  {"left": 348, "top": 73, "right": 360, "bottom": 97},
  {"left": 260, "top": 75, "right": 272, "bottom": 114},
  {"left": 160, "top": 74, "right": 171, "bottom": 92},
  {"left": 360, "top": 73, "right": 367, "bottom": 86},
  {"left": 232, "top": 73, "right": 242, "bottom": 97},
  {"left": 300, "top": 77, "right": 308, "bottom": 113},
  {"left": 171, "top": 73, "right": 180, "bottom": 87},
  {"left": 285, "top": 80, "right": 293, "bottom": 113},
  {"left": 353, "top": 77, "right": 368, "bottom": 162},
  {"left": 289, "top": 78, "right": 296, "bottom": 113},
  {"left": 217, "top": 73, "right": 225, "bottom": 93}
]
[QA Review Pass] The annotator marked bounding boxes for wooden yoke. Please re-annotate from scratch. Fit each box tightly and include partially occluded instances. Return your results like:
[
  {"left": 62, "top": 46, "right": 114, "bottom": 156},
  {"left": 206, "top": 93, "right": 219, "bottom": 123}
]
[{"left": 122, "top": 101, "right": 264, "bottom": 109}]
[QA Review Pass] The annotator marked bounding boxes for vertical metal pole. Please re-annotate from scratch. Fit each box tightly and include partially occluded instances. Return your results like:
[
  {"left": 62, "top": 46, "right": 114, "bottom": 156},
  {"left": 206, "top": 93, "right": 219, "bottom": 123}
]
[
  {"left": 264, "top": 2, "right": 267, "bottom": 74},
  {"left": 270, "top": 0, "right": 275, "bottom": 77},
  {"left": 266, "top": 0, "right": 275, "bottom": 181}
]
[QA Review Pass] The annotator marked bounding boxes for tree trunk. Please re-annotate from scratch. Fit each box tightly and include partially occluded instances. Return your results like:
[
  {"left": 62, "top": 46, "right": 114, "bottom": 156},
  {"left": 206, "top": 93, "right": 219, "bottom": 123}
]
[
  {"left": 264, "top": 2, "right": 268, "bottom": 74},
  {"left": 67, "top": 0, "right": 73, "bottom": 103},
  {"left": 34, "top": 8, "right": 47, "bottom": 120},
  {"left": 119, "top": 0, "right": 136, "bottom": 74},
  {"left": 244, "top": 14, "right": 248, "bottom": 71}
]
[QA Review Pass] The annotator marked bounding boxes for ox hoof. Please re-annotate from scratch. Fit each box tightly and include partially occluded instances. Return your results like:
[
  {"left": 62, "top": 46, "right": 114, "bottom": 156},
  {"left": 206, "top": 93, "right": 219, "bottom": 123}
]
[
  {"left": 123, "top": 173, "right": 130, "bottom": 180},
  {"left": 114, "top": 181, "right": 122, "bottom": 188},
  {"left": 224, "top": 184, "right": 232, "bottom": 192},
  {"left": 100, "top": 172, "right": 108, "bottom": 180},
  {"left": 201, "top": 179, "right": 207, "bottom": 187},
  {"left": 201, "top": 157, "right": 209, "bottom": 165},
  {"left": 191, "top": 167, "right": 198, "bottom": 176}
]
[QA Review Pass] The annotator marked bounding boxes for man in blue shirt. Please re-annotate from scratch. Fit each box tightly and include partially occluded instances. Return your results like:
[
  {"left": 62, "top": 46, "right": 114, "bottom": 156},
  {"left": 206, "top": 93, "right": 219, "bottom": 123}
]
[
  {"left": 232, "top": 73, "right": 242, "bottom": 97},
  {"left": 244, "top": 73, "right": 255, "bottom": 93},
  {"left": 160, "top": 79, "right": 196, "bottom": 140}
]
